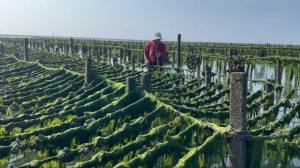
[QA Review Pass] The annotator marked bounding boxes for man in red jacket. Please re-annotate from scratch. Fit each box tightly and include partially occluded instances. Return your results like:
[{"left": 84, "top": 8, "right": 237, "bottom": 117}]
[{"left": 144, "top": 32, "right": 166, "bottom": 66}]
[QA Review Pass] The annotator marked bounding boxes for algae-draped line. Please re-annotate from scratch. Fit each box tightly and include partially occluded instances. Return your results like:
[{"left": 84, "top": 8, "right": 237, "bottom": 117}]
[{"left": 4, "top": 53, "right": 232, "bottom": 168}]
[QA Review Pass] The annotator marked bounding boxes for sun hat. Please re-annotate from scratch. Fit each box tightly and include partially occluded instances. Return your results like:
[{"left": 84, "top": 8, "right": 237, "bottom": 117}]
[{"left": 153, "top": 32, "right": 163, "bottom": 40}]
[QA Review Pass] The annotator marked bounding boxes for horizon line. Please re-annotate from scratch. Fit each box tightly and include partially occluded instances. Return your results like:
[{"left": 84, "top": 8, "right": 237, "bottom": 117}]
[{"left": 0, "top": 33, "right": 299, "bottom": 46}]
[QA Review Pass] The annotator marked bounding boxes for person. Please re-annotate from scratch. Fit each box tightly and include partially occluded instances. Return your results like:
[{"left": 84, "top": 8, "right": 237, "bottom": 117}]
[{"left": 144, "top": 32, "right": 166, "bottom": 66}]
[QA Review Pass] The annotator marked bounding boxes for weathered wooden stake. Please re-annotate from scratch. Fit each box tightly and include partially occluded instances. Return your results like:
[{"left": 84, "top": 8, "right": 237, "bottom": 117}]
[
  {"left": 126, "top": 77, "right": 136, "bottom": 93},
  {"left": 71, "top": 38, "right": 74, "bottom": 54},
  {"left": 228, "top": 48, "right": 232, "bottom": 56},
  {"left": 265, "top": 79, "right": 275, "bottom": 109},
  {"left": 99, "top": 47, "right": 103, "bottom": 59},
  {"left": 120, "top": 49, "right": 124, "bottom": 64},
  {"left": 249, "top": 63, "right": 254, "bottom": 92},
  {"left": 229, "top": 72, "right": 248, "bottom": 168},
  {"left": 0, "top": 43, "right": 4, "bottom": 55},
  {"left": 197, "top": 54, "right": 201, "bottom": 79},
  {"left": 275, "top": 60, "right": 282, "bottom": 85},
  {"left": 205, "top": 65, "right": 211, "bottom": 85},
  {"left": 230, "top": 136, "right": 247, "bottom": 168},
  {"left": 109, "top": 48, "right": 112, "bottom": 65},
  {"left": 24, "top": 38, "right": 29, "bottom": 61},
  {"left": 84, "top": 56, "right": 92, "bottom": 85},
  {"left": 141, "top": 73, "right": 151, "bottom": 91},
  {"left": 140, "top": 41, "right": 143, "bottom": 64},
  {"left": 230, "top": 72, "right": 247, "bottom": 130},
  {"left": 177, "top": 34, "right": 181, "bottom": 68},
  {"left": 129, "top": 51, "right": 132, "bottom": 63},
  {"left": 139, "top": 41, "right": 142, "bottom": 50},
  {"left": 172, "top": 52, "right": 175, "bottom": 68}
]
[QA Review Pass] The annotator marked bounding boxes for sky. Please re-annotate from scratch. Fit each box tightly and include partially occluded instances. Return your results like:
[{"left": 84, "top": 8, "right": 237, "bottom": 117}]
[{"left": 0, "top": 0, "right": 299, "bottom": 44}]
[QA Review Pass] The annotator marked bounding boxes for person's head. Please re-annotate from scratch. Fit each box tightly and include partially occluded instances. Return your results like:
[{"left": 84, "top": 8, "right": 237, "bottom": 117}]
[{"left": 153, "top": 32, "right": 163, "bottom": 45}]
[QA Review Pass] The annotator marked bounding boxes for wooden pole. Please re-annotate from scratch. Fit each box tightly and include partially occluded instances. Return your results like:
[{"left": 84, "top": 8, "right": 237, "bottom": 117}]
[
  {"left": 120, "top": 48, "right": 124, "bottom": 64},
  {"left": 275, "top": 60, "right": 282, "bottom": 85},
  {"left": 84, "top": 56, "right": 92, "bottom": 85},
  {"left": 205, "top": 65, "right": 211, "bottom": 85},
  {"left": 126, "top": 77, "right": 136, "bottom": 93},
  {"left": 265, "top": 79, "right": 275, "bottom": 109},
  {"left": 24, "top": 38, "right": 29, "bottom": 61},
  {"left": 177, "top": 34, "right": 181, "bottom": 68},
  {"left": 172, "top": 52, "right": 175, "bottom": 68},
  {"left": 141, "top": 73, "right": 151, "bottom": 91},
  {"left": 229, "top": 72, "right": 248, "bottom": 168},
  {"left": 0, "top": 43, "right": 4, "bottom": 56},
  {"left": 109, "top": 48, "right": 112, "bottom": 65},
  {"left": 71, "top": 38, "right": 74, "bottom": 54},
  {"left": 140, "top": 41, "right": 143, "bottom": 64},
  {"left": 197, "top": 53, "right": 201, "bottom": 79}
]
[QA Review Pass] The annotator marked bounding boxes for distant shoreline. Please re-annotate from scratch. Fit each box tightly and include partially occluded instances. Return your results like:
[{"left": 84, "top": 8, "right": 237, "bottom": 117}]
[{"left": 0, "top": 34, "right": 299, "bottom": 46}]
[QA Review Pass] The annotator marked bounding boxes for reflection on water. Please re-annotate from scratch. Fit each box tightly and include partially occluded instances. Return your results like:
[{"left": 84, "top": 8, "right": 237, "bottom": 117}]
[
  {"left": 175, "top": 58, "right": 300, "bottom": 129},
  {"left": 180, "top": 58, "right": 300, "bottom": 100},
  {"left": 254, "top": 138, "right": 300, "bottom": 168}
]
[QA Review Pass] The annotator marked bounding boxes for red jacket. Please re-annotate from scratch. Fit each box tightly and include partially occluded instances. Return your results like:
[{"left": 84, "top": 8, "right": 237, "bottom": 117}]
[{"left": 144, "top": 41, "right": 166, "bottom": 66}]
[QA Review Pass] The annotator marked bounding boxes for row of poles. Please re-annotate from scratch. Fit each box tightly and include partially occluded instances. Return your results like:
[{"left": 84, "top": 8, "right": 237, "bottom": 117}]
[{"left": 22, "top": 35, "right": 184, "bottom": 68}]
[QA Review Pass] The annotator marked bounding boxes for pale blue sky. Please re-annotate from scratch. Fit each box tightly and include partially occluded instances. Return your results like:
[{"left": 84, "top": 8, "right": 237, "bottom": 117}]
[{"left": 0, "top": 0, "right": 299, "bottom": 44}]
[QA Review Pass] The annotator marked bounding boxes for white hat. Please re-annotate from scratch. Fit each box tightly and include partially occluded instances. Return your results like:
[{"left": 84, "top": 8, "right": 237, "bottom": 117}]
[{"left": 153, "top": 32, "right": 163, "bottom": 40}]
